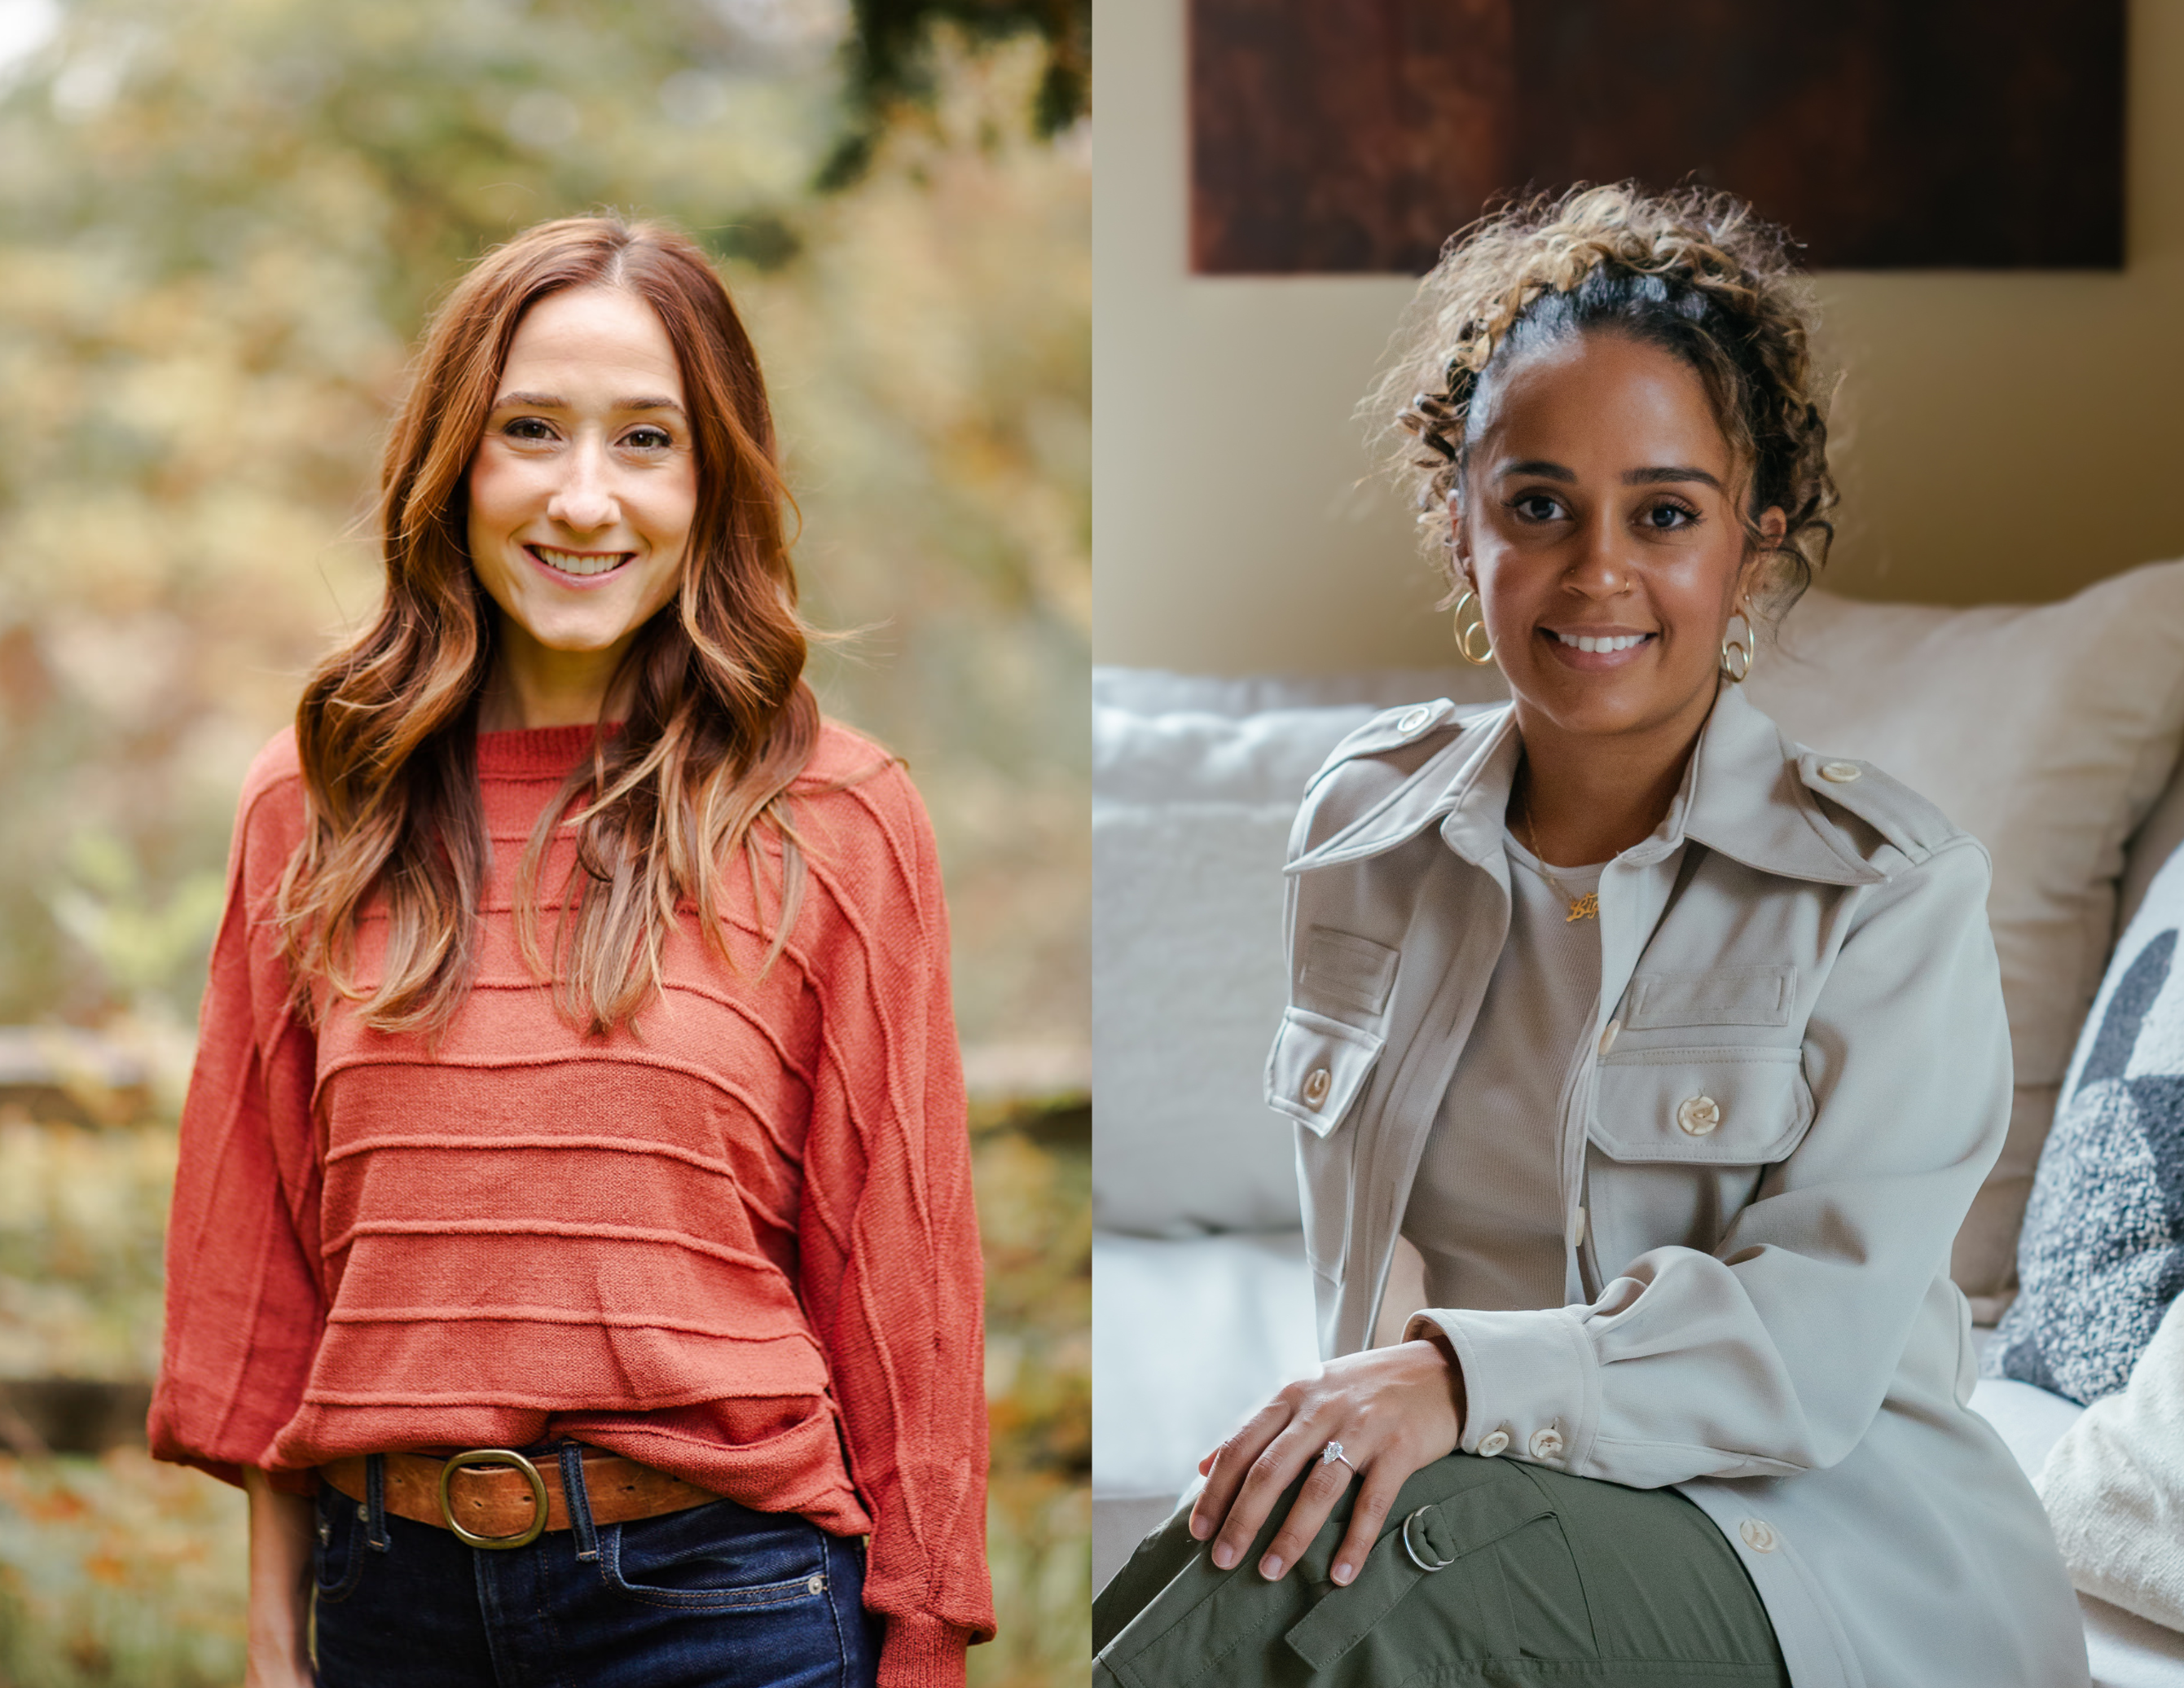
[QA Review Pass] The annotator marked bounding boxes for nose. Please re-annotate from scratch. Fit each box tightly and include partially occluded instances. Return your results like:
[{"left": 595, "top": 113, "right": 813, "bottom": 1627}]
[
  {"left": 1564, "top": 508, "right": 1633, "bottom": 599},
  {"left": 546, "top": 434, "right": 618, "bottom": 532}
]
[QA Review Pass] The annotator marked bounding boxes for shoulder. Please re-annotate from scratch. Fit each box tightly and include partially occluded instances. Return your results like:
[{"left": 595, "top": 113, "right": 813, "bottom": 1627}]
[
  {"left": 232, "top": 728, "right": 309, "bottom": 856},
  {"left": 1292, "top": 698, "right": 1496, "bottom": 854},
  {"left": 790, "top": 719, "right": 939, "bottom": 902},
  {"left": 1786, "top": 745, "right": 1971, "bottom": 877}
]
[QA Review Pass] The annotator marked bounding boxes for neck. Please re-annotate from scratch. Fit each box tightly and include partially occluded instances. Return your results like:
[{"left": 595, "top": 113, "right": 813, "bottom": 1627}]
[
  {"left": 1511, "top": 684, "right": 1721, "bottom": 867},
  {"left": 477, "top": 618, "right": 634, "bottom": 732}
]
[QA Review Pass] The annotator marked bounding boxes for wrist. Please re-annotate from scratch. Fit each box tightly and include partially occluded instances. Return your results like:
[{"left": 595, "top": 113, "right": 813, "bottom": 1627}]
[{"left": 1415, "top": 1328, "right": 1467, "bottom": 1434}]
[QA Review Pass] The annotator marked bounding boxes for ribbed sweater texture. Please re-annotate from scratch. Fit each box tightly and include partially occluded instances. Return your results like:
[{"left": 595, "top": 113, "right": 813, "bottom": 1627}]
[{"left": 149, "top": 722, "right": 994, "bottom": 1686}]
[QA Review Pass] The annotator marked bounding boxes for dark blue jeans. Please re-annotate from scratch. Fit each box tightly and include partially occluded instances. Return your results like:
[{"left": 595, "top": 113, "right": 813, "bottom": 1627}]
[{"left": 311, "top": 1446, "right": 881, "bottom": 1687}]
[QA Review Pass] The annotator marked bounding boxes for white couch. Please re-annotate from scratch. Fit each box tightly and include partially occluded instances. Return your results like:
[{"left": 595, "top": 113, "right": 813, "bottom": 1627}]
[{"left": 1092, "top": 564, "right": 2184, "bottom": 1683}]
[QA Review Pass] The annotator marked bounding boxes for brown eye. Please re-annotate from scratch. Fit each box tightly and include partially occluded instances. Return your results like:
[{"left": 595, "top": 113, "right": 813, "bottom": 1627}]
[{"left": 1646, "top": 501, "right": 1698, "bottom": 530}]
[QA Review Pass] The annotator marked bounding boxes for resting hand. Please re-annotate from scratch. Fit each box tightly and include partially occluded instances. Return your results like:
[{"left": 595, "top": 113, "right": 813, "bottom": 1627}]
[{"left": 1189, "top": 1332, "right": 1466, "bottom": 1587}]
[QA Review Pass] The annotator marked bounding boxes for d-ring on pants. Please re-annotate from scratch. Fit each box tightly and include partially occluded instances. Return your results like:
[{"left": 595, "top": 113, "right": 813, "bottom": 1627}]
[{"left": 1093, "top": 1451, "right": 1789, "bottom": 1688}]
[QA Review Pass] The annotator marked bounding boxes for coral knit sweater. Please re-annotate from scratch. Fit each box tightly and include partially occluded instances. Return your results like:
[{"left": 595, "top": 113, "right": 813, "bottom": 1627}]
[{"left": 149, "top": 722, "right": 994, "bottom": 1687}]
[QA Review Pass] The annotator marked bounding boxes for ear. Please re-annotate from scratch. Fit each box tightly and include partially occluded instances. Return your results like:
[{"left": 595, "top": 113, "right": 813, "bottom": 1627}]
[
  {"left": 1738, "top": 506, "right": 1788, "bottom": 607},
  {"left": 1447, "top": 487, "right": 1474, "bottom": 585}
]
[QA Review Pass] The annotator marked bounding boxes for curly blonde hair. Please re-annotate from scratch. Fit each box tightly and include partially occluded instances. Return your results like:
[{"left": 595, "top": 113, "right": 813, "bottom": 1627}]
[{"left": 1369, "top": 183, "right": 1836, "bottom": 622}]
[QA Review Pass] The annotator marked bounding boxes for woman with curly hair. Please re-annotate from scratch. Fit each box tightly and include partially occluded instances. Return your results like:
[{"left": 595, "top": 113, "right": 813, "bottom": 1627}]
[
  {"left": 1094, "top": 186, "right": 2085, "bottom": 1686},
  {"left": 149, "top": 216, "right": 993, "bottom": 1687}
]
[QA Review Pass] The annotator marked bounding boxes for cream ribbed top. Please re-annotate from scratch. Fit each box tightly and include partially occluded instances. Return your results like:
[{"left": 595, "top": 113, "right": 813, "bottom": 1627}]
[{"left": 1403, "top": 831, "right": 1602, "bottom": 1312}]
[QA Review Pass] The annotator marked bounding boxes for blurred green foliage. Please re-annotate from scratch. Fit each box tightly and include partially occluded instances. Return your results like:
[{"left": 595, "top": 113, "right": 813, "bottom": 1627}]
[{"left": 827, "top": 0, "right": 1089, "bottom": 183}]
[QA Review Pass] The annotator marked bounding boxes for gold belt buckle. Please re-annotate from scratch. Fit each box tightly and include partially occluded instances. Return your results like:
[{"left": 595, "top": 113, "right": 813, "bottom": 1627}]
[{"left": 437, "top": 1448, "right": 549, "bottom": 1550}]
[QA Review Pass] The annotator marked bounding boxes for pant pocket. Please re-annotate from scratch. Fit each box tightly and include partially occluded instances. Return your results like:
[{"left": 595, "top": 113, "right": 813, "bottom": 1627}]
[
  {"left": 599, "top": 1499, "right": 834, "bottom": 1613},
  {"left": 313, "top": 1484, "right": 370, "bottom": 1606}
]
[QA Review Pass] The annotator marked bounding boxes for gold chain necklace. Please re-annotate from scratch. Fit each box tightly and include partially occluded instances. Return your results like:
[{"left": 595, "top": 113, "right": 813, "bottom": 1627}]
[{"left": 1518, "top": 781, "right": 1599, "bottom": 924}]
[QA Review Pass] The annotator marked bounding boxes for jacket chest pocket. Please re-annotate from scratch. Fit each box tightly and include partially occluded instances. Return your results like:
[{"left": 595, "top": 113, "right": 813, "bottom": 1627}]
[
  {"left": 1586, "top": 1047, "right": 1813, "bottom": 1270},
  {"left": 1266, "top": 1007, "right": 1384, "bottom": 1139},
  {"left": 1589, "top": 1046, "right": 1812, "bottom": 1164},
  {"left": 1267, "top": 1007, "right": 1385, "bottom": 1279}
]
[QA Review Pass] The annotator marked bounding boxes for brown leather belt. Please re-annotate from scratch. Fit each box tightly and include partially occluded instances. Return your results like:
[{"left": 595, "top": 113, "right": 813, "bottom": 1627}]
[{"left": 321, "top": 1448, "right": 718, "bottom": 1550}]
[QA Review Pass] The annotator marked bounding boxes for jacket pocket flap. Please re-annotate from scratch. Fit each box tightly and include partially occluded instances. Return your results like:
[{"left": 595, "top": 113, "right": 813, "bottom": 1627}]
[
  {"left": 1624, "top": 965, "right": 1795, "bottom": 1030},
  {"left": 1590, "top": 1046, "right": 1811, "bottom": 1163},
  {"left": 1267, "top": 1008, "right": 1384, "bottom": 1140}
]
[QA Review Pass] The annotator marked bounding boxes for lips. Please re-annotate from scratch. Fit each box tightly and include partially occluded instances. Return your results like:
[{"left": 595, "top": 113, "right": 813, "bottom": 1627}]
[{"left": 526, "top": 543, "right": 633, "bottom": 578}]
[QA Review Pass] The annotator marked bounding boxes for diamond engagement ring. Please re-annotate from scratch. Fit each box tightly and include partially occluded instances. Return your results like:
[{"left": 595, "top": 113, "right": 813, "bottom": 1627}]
[{"left": 1320, "top": 1440, "right": 1356, "bottom": 1477}]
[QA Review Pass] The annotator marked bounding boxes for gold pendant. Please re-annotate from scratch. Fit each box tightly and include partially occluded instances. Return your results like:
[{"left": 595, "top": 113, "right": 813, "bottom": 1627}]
[{"left": 1565, "top": 893, "right": 1599, "bottom": 923}]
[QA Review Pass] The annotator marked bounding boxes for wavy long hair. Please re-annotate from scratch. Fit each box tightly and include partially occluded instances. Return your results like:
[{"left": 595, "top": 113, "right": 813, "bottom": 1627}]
[{"left": 279, "top": 215, "right": 831, "bottom": 1038}]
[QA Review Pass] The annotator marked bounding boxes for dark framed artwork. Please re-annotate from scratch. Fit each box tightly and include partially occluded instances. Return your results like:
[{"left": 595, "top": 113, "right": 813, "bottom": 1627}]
[{"left": 1189, "top": 1, "right": 2125, "bottom": 275}]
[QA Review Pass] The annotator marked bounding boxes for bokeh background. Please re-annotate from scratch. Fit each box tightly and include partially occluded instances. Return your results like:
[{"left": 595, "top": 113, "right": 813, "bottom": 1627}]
[{"left": 0, "top": 0, "right": 1089, "bottom": 1679}]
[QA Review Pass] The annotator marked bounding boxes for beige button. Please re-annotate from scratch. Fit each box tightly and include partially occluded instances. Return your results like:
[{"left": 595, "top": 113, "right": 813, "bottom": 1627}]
[
  {"left": 1739, "top": 1518, "right": 1778, "bottom": 1554},
  {"left": 1527, "top": 1426, "right": 1564, "bottom": 1462},
  {"left": 1597, "top": 1018, "right": 1620, "bottom": 1057},
  {"left": 1476, "top": 1429, "right": 1510, "bottom": 1457},
  {"left": 1676, "top": 1095, "right": 1721, "bottom": 1136},
  {"left": 1397, "top": 706, "right": 1434, "bottom": 735},
  {"left": 1818, "top": 760, "right": 1861, "bottom": 784},
  {"left": 1301, "top": 1066, "right": 1333, "bottom": 1110},
  {"left": 1566, "top": 1206, "right": 1586, "bottom": 1248}
]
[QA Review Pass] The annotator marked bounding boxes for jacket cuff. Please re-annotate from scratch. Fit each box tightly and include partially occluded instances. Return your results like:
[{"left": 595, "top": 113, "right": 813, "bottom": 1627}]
[
  {"left": 1407, "top": 1304, "right": 1599, "bottom": 1472},
  {"left": 877, "top": 1614, "right": 973, "bottom": 1688}
]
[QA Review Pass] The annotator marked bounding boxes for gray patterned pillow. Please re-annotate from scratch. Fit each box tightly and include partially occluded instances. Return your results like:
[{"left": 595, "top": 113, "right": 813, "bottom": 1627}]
[{"left": 1990, "top": 851, "right": 2184, "bottom": 1404}]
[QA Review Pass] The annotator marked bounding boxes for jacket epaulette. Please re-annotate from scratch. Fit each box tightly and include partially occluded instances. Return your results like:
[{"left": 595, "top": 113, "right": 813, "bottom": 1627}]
[
  {"left": 1793, "top": 749, "right": 1960, "bottom": 866},
  {"left": 1303, "top": 699, "right": 1471, "bottom": 796}
]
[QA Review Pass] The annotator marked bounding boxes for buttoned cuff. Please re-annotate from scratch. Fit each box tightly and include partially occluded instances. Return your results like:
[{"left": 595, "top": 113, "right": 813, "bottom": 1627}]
[{"left": 1405, "top": 1304, "right": 1600, "bottom": 1473}]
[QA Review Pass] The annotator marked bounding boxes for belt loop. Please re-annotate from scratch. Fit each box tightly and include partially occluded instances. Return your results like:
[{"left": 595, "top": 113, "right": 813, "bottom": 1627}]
[
  {"left": 559, "top": 1442, "right": 600, "bottom": 1563},
  {"left": 364, "top": 1453, "right": 391, "bottom": 1553}
]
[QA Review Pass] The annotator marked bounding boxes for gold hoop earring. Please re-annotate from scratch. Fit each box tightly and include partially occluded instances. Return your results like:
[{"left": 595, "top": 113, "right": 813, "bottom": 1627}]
[
  {"left": 1720, "top": 609, "right": 1756, "bottom": 684},
  {"left": 1452, "top": 590, "right": 1494, "bottom": 666}
]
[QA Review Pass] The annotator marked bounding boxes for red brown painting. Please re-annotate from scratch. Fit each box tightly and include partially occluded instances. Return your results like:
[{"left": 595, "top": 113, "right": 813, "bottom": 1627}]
[{"left": 1189, "top": 0, "right": 2125, "bottom": 274}]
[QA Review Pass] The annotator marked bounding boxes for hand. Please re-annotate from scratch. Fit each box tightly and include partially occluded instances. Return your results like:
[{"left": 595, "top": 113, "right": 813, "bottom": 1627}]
[
  {"left": 243, "top": 1467, "right": 315, "bottom": 1688},
  {"left": 1189, "top": 1333, "right": 1466, "bottom": 1589}
]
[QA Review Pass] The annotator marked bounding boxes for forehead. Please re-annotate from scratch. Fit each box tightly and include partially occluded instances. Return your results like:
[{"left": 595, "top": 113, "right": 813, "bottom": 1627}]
[
  {"left": 1471, "top": 331, "right": 1729, "bottom": 472},
  {"left": 500, "top": 286, "right": 684, "bottom": 398}
]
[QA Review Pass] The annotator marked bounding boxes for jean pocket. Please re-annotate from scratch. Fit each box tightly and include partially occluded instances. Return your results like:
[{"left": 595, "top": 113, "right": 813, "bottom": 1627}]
[
  {"left": 313, "top": 1484, "right": 369, "bottom": 1605},
  {"left": 600, "top": 1499, "right": 833, "bottom": 1613}
]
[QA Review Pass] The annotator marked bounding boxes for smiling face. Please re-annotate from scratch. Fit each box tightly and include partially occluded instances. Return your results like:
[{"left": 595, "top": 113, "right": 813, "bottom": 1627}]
[
  {"left": 466, "top": 284, "right": 698, "bottom": 726},
  {"left": 1455, "top": 329, "right": 1780, "bottom": 754}
]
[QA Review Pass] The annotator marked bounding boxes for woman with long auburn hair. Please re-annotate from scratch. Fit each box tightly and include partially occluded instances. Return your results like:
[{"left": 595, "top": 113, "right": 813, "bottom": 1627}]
[{"left": 149, "top": 215, "right": 994, "bottom": 1688}]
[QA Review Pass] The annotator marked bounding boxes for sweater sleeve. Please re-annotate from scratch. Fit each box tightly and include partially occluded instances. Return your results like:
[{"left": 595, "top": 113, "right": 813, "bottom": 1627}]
[
  {"left": 147, "top": 733, "right": 327, "bottom": 1492},
  {"left": 793, "top": 765, "right": 995, "bottom": 1688}
]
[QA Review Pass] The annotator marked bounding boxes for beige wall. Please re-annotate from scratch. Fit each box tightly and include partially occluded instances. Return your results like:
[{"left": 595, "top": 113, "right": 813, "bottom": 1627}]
[{"left": 1094, "top": 0, "right": 2184, "bottom": 675}]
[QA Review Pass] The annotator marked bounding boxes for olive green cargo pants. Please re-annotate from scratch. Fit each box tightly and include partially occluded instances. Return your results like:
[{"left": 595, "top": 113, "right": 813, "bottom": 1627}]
[{"left": 1094, "top": 1453, "right": 1789, "bottom": 1687}]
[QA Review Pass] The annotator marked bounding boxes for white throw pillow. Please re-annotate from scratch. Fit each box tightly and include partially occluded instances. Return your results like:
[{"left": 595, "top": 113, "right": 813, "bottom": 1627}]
[{"left": 1091, "top": 670, "right": 1508, "bottom": 1237}]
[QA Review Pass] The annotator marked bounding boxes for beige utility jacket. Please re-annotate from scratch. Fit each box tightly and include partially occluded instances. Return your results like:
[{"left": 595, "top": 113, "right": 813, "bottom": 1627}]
[{"left": 1268, "top": 684, "right": 2085, "bottom": 1688}]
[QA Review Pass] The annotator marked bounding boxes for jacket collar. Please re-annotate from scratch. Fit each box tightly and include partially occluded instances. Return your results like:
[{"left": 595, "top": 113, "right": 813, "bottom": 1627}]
[{"left": 1288, "top": 684, "right": 1882, "bottom": 886}]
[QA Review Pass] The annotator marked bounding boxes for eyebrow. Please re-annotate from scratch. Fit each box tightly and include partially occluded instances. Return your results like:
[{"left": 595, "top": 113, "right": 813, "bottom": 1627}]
[
  {"left": 492, "top": 390, "right": 688, "bottom": 415},
  {"left": 1495, "top": 459, "right": 1725, "bottom": 491},
  {"left": 1622, "top": 464, "right": 1725, "bottom": 490}
]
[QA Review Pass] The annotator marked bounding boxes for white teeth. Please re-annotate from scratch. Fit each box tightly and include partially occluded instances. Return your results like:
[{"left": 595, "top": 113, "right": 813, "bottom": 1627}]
[
  {"left": 1553, "top": 631, "right": 1648, "bottom": 653},
  {"left": 532, "top": 546, "right": 630, "bottom": 577}
]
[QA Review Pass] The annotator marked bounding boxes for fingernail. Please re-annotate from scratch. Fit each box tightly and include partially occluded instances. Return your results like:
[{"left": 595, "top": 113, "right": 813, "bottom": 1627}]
[
  {"left": 1211, "top": 1543, "right": 1237, "bottom": 1570},
  {"left": 1333, "top": 1561, "right": 1353, "bottom": 1585},
  {"left": 1188, "top": 1516, "right": 1209, "bottom": 1541},
  {"left": 1259, "top": 1554, "right": 1284, "bottom": 1580}
]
